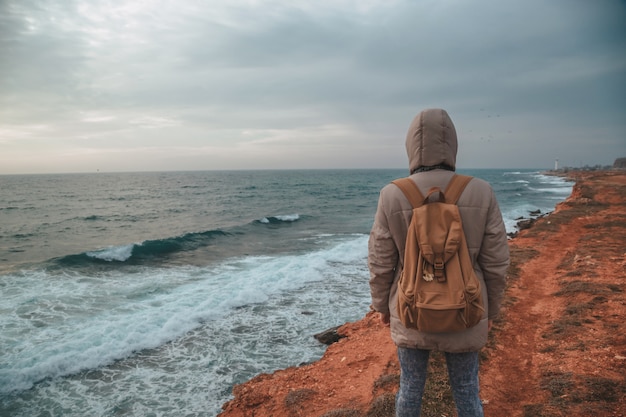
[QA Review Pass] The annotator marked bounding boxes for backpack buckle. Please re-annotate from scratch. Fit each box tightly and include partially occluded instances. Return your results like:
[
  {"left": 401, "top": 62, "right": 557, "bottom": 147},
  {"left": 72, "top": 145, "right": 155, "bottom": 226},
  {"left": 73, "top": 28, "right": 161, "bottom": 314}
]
[{"left": 434, "top": 258, "right": 446, "bottom": 282}]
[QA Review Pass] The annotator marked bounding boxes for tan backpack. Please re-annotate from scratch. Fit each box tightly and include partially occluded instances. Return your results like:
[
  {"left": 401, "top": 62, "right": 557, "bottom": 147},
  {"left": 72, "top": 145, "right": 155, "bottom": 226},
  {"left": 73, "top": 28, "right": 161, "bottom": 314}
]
[{"left": 392, "top": 174, "right": 484, "bottom": 333}]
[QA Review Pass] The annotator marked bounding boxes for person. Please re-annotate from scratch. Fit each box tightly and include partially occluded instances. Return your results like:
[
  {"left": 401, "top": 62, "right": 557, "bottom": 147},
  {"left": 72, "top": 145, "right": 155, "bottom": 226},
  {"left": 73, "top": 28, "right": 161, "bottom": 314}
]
[{"left": 368, "top": 108, "right": 510, "bottom": 417}]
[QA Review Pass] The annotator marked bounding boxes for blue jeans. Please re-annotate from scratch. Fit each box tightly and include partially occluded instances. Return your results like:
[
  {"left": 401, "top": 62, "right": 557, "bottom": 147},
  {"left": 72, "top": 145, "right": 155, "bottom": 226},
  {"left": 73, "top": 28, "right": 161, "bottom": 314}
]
[{"left": 396, "top": 347, "right": 483, "bottom": 417}]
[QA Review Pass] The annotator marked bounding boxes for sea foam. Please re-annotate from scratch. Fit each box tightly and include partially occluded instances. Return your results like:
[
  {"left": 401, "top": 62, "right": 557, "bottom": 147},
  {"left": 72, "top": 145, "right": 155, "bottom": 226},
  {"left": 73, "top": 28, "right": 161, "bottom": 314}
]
[
  {"left": 0, "top": 234, "right": 369, "bottom": 397},
  {"left": 86, "top": 244, "right": 135, "bottom": 262},
  {"left": 259, "top": 213, "right": 301, "bottom": 223}
]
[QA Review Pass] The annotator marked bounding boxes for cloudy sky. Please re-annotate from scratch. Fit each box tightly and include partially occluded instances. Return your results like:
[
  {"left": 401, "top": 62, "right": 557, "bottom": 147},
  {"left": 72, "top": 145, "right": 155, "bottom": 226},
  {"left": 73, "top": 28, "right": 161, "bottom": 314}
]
[{"left": 1, "top": 0, "right": 625, "bottom": 174}]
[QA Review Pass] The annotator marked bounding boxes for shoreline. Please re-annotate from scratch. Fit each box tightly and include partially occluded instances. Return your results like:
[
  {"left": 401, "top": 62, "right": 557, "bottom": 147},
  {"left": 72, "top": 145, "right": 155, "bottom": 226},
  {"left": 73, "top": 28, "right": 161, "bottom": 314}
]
[{"left": 219, "top": 170, "right": 626, "bottom": 417}]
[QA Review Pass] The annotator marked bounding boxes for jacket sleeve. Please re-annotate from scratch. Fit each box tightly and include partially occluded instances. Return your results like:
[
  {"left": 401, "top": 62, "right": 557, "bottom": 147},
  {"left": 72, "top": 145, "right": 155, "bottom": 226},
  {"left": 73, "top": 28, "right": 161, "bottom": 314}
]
[
  {"left": 478, "top": 188, "right": 510, "bottom": 319},
  {"left": 368, "top": 188, "right": 399, "bottom": 315}
]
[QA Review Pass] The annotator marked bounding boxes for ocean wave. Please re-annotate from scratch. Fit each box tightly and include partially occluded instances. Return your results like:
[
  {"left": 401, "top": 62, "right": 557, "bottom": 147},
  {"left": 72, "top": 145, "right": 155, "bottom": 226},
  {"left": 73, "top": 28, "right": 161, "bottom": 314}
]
[
  {"left": 48, "top": 214, "right": 310, "bottom": 269},
  {"left": 11, "top": 233, "right": 36, "bottom": 239},
  {"left": 54, "top": 229, "right": 229, "bottom": 266},
  {"left": 258, "top": 214, "right": 301, "bottom": 224},
  {"left": 86, "top": 245, "right": 134, "bottom": 262},
  {"left": 83, "top": 215, "right": 103, "bottom": 221},
  {"left": 0, "top": 234, "right": 369, "bottom": 396},
  {"left": 533, "top": 173, "right": 573, "bottom": 185},
  {"left": 497, "top": 184, "right": 530, "bottom": 193},
  {"left": 528, "top": 186, "right": 573, "bottom": 194},
  {"left": 502, "top": 171, "right": 540, "bottom": 176}
]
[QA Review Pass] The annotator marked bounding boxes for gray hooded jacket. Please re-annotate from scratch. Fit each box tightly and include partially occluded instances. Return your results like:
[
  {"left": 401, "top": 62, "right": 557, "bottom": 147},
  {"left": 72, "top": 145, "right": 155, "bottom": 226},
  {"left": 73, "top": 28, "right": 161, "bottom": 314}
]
[{"left": 368, "top": 109, "right": 510, "bottom": 352}]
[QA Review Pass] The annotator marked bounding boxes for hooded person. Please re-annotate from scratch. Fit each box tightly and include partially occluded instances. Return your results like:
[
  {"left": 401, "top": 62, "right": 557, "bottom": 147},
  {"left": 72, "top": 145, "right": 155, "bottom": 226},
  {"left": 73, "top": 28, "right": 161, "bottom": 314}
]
[{"left": 368, "top": 108, "right": 509, "bottom": 417}]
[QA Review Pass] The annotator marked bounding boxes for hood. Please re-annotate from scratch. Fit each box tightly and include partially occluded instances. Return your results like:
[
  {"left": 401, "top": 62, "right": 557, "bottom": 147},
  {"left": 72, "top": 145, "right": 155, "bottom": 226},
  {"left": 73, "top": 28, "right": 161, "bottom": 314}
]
[{"left": 405, "top": 108, "right": 458, "bottom": 174}]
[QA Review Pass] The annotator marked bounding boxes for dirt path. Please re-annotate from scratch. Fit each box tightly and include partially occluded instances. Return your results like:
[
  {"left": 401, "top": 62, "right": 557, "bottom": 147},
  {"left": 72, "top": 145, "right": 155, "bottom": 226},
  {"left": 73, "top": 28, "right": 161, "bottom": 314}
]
[
  {"left": 219, "top": 171, "right": 626, "bottom": 417},
  {"left": 481, "top": 171, "right": 626, "bottom": 416}
]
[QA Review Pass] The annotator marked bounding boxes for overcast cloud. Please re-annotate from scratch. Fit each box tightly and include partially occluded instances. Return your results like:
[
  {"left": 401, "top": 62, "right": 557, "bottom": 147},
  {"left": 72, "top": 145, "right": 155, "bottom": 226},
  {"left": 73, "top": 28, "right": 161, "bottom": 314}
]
[{"left": 1, "top": 0, "right": 625, "bottom": 174}]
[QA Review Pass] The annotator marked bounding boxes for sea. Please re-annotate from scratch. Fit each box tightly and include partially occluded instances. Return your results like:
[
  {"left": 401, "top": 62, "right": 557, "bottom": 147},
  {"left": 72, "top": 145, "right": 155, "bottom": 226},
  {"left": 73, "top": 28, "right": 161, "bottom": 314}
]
[{"left": 0, "top": 169, "right": 573, "bottom": 417}]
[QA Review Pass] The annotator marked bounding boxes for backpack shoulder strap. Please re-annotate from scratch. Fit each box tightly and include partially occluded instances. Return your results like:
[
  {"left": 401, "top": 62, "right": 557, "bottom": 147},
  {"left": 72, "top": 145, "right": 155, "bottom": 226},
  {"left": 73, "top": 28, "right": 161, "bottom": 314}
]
[
  {"left": 392, "top": 178, "right": 425, "bottom": 208},
  {"left": 444, "top": 174, "right": 473, "bottom": 204}
]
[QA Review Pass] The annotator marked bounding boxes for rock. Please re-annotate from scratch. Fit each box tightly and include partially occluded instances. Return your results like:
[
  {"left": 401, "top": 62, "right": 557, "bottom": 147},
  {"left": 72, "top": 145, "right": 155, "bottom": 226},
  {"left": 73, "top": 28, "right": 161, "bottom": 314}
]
[
  {"left": 314, "top": 326, "right": 346, "bottom": 345},
  {"left": 516, "top": 218, "right": 535, "bottom": 231},
  {"left": 529, "top": 209, "right": 541, "bottom": 216}
]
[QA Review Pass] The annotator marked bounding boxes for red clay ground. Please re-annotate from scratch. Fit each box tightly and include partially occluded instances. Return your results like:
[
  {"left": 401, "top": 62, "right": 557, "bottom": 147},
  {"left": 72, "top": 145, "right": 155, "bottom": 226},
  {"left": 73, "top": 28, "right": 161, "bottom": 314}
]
[{"left": 219, "top": 171, "right": 626, "bottom": 417}]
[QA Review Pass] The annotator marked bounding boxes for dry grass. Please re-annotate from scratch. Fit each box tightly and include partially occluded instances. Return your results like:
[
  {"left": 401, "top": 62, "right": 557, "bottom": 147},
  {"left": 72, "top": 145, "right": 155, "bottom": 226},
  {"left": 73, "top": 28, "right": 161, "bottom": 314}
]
[
  {"left": 320, "top": 350, "right": 456, "bottom": 417},
  {"left": 507, "top": 246, "right": 539, "bottom": 281},
  {"left": 319, "top": 409, "right": 362, "bottom": 417},
  {"left": 285, "top": 388, "right": 318, "bottom": 417},
  {"left": 365, "top": 393, "right": 395, "bottom": 417}
]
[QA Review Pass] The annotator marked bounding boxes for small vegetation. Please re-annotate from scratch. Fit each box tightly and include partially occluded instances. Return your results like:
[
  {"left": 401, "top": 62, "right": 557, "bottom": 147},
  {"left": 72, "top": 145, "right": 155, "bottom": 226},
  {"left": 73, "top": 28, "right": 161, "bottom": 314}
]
[
  {"left": 365, "top": 393, "right": 395, "bottom": 417},
  {"left": 539, "top": 371, "right": 624, "bottom": 408},
  {"left": 319, "top": 409, "right": 362, "bottom": 417},
  {"left": 522, "top": 403, "right": 547, "bottom": 417},
  {"left": 541, "top": 371, "right": 574, "bottom": 400},
  {"left": 554, "top": 280, "right": 612, "bottom": 296},
  {"left": 318, "top": 393, "right": 397, "bottom": 417},
  {"left": 544, "top": 284, "right": 613, "bottom": 341},
  {"left": 507, "top": 247, "right": 539, "bottom": 281},
  {"left": 583, "top": 376, "right": 620, "bottom": 403},
  {"left": 373, "top": 374, "right": 399, "bottom": 391},
  {"left": 420, "top": 351, "right": 456, "bottom": 417},
  {"left": 320, "top": 351, "right": 456, "bottom": 417},
  {"left": 285, "top": 388, "right": 317, "bottom": 417}
]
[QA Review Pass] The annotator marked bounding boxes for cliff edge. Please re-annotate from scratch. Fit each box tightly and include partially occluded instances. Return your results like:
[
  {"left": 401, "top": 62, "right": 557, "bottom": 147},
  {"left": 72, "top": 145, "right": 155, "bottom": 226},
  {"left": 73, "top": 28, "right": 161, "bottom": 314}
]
[{"left": 219, "top": 171, "right": 626, "bottom": 417}]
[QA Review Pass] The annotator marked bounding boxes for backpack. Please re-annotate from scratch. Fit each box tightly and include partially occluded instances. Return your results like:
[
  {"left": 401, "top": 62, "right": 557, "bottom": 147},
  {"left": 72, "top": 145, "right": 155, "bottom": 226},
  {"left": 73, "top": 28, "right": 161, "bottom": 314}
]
[{"left": 392, "top": 174, "right": 484, "bottom": 333}]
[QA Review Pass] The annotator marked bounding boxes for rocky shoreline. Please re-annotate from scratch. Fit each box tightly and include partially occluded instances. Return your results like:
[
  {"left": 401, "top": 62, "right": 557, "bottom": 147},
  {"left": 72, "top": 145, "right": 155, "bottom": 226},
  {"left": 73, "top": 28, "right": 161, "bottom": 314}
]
[
  {"left": 219, "top": 170, "right": 626, "bottom": 417},
  {"left": 505, "top": 169, "right": 573, "bottom": 238}
]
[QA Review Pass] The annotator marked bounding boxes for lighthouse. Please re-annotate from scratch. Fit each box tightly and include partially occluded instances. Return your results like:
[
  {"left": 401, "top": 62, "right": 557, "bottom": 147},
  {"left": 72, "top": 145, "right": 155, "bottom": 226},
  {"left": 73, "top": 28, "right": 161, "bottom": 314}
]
[{"left": 554, "top": 158, "right": 559, "bottom": 170}]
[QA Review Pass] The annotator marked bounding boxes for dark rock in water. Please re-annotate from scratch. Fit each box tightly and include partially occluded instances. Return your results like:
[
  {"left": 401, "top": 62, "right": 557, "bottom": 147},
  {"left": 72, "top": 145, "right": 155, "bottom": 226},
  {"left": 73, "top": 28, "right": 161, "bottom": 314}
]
[
  {"left": 515, "top": 216, "right": 525, "bottom": 220},
  {"left": 516, "top": 218, "right": 536, "bottom": 230},
  {"left": 314, "top": 326, "right": 346, "bottom": 345},
  {"left": 529, "top": 209, "right": 541, "bottom": 216},
  {"left": 301, "top": 311, "right": 315, "bottom": 315}
]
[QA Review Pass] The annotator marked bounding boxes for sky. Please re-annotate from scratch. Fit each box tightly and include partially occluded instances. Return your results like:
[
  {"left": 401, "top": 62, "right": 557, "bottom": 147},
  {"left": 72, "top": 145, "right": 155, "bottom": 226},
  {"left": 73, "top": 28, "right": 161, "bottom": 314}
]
[{"left": 1, "top": 0, "right": 625, "bottom": 174}]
